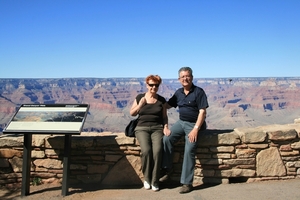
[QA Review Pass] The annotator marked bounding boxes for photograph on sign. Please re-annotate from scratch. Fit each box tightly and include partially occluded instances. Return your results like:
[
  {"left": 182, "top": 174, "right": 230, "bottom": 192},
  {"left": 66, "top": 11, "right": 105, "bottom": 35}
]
[{"left": 3, "top": 104, "right": 89, "bottom": 134}]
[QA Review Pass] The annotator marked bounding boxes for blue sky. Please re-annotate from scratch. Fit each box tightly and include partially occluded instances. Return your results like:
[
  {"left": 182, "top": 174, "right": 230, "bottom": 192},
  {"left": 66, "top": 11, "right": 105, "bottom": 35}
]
[{"left": 1, "top": 0, "right": 299, "bottom": 79}]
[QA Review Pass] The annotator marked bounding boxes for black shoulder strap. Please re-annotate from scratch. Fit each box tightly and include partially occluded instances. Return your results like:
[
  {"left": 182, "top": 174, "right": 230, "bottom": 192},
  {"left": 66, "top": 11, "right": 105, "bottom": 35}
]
[{"left": 136, "top": 93, "right": 145, "bottom": 104}]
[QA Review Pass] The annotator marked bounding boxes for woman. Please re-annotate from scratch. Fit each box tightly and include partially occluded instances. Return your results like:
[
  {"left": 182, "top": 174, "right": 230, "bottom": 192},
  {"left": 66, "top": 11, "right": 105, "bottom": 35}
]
[{"left": 130, "top": 75, "right": 170, "bottom": 191}]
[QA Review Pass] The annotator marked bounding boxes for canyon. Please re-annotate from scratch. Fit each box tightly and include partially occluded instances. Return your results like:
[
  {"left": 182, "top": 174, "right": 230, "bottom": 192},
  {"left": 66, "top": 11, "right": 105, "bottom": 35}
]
[{"left": 0, "top": 77, "right": 300, "bottom": 133}]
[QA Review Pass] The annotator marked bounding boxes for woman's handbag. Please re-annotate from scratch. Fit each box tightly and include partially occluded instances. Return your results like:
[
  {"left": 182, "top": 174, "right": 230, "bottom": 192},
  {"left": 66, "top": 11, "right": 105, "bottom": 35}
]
[
  {"left": 125, "top": 117, "right": 138, "bottom": 137},
  {"left": 125, "top": 94, "right": 144, "bottom": 137}
]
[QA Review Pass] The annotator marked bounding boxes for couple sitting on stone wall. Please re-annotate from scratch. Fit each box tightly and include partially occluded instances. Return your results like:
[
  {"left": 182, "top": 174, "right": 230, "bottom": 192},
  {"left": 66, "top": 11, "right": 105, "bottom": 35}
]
[{"left": 129, "top": 67, "right": 208, "bottom": 194}]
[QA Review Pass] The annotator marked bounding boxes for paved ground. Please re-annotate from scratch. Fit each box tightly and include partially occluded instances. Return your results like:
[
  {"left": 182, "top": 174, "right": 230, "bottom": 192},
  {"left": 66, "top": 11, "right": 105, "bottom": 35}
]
[{"left": 1, "top": 178, "right": 300, "bottom": 200}]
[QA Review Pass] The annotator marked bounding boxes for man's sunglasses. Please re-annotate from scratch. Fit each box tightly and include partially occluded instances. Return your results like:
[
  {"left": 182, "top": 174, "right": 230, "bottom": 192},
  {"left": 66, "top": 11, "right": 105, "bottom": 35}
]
[{"left": 148, "top": 83, "right": 159, "bottom": 87}]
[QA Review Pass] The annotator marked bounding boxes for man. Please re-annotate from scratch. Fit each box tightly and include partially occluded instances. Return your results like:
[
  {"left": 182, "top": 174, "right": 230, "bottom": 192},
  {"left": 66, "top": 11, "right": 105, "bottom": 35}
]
[{"left": 160, "top": 66, "right": 209, "bottom": 194}]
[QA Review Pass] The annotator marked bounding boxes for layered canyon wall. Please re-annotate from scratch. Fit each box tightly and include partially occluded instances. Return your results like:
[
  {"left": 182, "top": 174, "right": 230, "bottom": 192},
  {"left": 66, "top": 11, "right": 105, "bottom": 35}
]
[{"left": 0, "top": 77, "right": 300, "bottom": 133}]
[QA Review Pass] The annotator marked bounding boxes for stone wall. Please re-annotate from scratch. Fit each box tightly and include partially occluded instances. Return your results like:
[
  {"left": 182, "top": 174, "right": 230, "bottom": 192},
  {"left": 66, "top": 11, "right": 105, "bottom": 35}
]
[{"left": 1, "top": 120, "right": 300, "bottom": 188}]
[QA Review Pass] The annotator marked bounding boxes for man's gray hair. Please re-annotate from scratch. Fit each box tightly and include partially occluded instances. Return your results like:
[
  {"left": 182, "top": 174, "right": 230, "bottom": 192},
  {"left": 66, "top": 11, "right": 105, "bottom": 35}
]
[{"left": 178, "top": 66, "right": 193, "bottom": 77}]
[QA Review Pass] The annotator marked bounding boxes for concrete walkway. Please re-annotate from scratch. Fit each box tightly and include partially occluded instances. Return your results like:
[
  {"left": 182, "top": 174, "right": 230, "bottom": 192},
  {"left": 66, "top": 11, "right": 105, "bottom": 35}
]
[
  {"left": 66, "top": 178, "right": 300, "bottom": 200},
  {"left": 1, "top": 178, "right": 300, "bottom": 200}
]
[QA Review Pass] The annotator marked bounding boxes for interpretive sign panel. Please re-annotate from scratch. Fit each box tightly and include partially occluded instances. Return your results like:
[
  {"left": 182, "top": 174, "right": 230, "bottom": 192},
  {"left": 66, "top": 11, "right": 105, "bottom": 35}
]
[
  {"left": 3, "top": 104, "right": 89, "bottom": 134},
  {"left": 3, "top": 104, "right": 90, "bottom": 196}
]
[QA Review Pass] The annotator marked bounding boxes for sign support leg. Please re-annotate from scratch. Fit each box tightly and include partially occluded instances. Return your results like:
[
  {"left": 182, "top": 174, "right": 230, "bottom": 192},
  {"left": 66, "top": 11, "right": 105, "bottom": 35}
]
[
  {"left": 61, "top": 134, "right": 72, "bottom": 196},
  {"left": 21, "top": 133, "right": 32, "bottom": 197}
]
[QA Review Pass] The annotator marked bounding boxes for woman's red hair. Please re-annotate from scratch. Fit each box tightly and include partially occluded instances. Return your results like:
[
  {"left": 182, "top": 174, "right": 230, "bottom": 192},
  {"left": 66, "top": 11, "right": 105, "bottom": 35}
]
[{"left": 145, "top": 75, "right": 162, "bottom": 84}]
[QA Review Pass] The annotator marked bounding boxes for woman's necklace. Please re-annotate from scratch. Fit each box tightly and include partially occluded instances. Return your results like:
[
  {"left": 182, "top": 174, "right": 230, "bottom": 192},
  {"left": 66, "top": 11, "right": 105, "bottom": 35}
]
[{"left": 146, "top": 94, "right": 157, "bottom": 104}]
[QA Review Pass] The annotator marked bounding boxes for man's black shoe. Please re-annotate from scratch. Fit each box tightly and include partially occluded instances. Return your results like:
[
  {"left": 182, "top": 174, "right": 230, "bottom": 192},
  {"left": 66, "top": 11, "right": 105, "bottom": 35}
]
[
  {"left": 159, "top": 168, "right": 173, "bottom": 182},
  {"left": 179, "top": 184, "right": 193, "bottom": 194}
]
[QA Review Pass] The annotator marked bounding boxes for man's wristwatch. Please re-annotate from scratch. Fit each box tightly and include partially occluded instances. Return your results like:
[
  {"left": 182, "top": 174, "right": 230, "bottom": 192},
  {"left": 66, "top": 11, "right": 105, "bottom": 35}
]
[{"left": 194, "top": 125, "right": 199, "bottom": 130}]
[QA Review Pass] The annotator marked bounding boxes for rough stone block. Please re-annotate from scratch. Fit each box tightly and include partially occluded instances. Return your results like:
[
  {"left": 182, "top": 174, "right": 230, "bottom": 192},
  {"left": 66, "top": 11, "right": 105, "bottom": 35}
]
[
  {"left": 31, "top": 150, "right": 45, "bottom": 158},
  {"left": 210, "top": 146, "right": 235, "bottom": 153},
  {"left": 223, "top": 158, "right": 255, "bottom": 165},
  {"left": 234, "top": 127, "right": 267, "bottom": 143},
  {"left": 267, "top": 129, "right": 297, "bottom": 141},
  {"left": 280, "top": 150, "right": 300, "bottom": 156},
  {"left": 291, "top": 141, "right": 300, "bottom": 149},
  {"left": 236, "top": 149, "right": 256, "bottom": 158},
  {"left": 198, "top": 130, "right": 240, "bottom": 146},
  {"left": 257, "top": 147, "right": 286, "bottom": 176},
  {"left": 247, "top": 143, "right": 268, "bottom": 149},
  {"left": 199, "top": 158, "right": 222, "bottom": 165},
  {"left": 218, "top": 169, "right": 256, "bottom": 177},
  {"left": 33, "top": 158, "right": 62, "bottom": 169},
  {"left": 0, "top": 136, "right": 23, "bottom": 147},
  {"left": 0, "top": 149, "right": 22, "bottom": 158}
]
